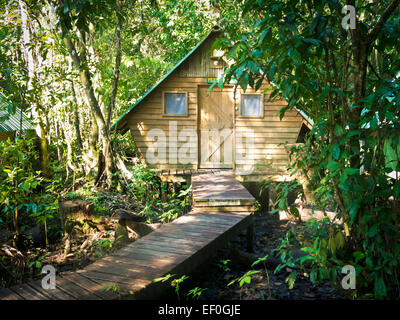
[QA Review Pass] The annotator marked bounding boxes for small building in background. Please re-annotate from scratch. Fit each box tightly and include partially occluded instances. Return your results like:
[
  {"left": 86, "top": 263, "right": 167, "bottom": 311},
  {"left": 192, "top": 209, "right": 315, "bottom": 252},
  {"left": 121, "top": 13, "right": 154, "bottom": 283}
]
[
  {"left": 113, "top": 27, "right": 312, "bottom": 181},
  {"left": 0, "top": 92, "right": 36, "bottom": 141}
]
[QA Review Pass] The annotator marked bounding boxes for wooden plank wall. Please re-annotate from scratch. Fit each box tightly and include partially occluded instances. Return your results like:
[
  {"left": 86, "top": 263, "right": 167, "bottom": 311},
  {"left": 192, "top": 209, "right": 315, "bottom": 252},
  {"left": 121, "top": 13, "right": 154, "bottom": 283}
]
[
  {"left": 127, "top": 74, "right": 199, "bottom": 170},
  {"left": 177, "top": 33, "right": 225, "bottom": 78},
  {"left": 233, "top": 85, "right": 303, "bottom": 174}
]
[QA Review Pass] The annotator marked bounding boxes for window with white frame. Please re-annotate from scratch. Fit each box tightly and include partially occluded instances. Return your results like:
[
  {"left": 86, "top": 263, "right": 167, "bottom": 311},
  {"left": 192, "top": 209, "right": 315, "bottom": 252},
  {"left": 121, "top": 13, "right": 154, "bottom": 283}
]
[
  {"left": 240, "top": 94, "right": 263, "bottom": 117},
  {"left": 163, "top": 92, "right": 187, "bottom": 115}
]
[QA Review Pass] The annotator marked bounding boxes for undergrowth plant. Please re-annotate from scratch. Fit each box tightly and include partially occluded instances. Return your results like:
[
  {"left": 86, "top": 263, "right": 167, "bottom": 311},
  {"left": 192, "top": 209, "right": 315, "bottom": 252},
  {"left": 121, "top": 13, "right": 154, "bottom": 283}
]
[
  {"left": 154, "top": 274, "right": 207, "bottom": 300},
  {"left": 228, "top": 270, "right": 260, "bottom": 300},
  {"left": 251, "top": 254, "right": 272, "bottom": 299}
]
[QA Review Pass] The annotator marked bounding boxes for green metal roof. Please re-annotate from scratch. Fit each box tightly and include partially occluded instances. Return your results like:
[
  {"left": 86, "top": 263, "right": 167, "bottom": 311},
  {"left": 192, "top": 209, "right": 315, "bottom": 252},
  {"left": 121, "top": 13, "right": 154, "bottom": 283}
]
[
  {"left": 112, "top": 28, "right": 219, "bottom": 131},
  {"left": 0, "top": 92, "right": 36, "bottom": 132}
]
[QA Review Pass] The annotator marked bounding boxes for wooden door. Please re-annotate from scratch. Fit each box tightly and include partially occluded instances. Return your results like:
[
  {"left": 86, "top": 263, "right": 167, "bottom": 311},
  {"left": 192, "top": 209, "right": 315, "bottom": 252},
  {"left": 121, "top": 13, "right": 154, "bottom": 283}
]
[{"left": 199, "top": 86, "right": 234, "bottom": 168}]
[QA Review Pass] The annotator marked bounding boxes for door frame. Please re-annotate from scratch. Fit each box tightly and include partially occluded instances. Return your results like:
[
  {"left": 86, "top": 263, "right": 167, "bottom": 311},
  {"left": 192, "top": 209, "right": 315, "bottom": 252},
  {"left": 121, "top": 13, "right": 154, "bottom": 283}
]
[{"left": 196, "top": 84, "right": 236, "bottom": 169}]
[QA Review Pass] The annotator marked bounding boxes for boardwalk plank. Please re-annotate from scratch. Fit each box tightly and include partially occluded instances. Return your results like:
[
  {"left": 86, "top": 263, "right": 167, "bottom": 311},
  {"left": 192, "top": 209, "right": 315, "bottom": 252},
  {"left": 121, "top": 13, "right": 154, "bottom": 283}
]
[
  {"left": 77, "top": 269, "right": 151, "bottom": 293},
  {"left": 100, "top": 255, "right": 169, "bottom": 273},
  {"left": 60, "top": 272, "right": 115, "bottom": 300},
  {"left": 83, "top": 260, "right": 160, "bottom": 280},
  {"left": 192, "top": 206, "right": 255, "bottom": 212},
  {"left": 0, "top": 288, "right": 24, "bottom": 300},
  {"left": 135, "top": 237, "right": 205, "bottom": 251},
  {"left": 162, "top": 223, "right": 229, "bottom": 233},
  {"left": 27, "top": 279, "right": 76, "bottom": 300},
  {"left": 133, "top": 241, "right": 197, "bottom": 255},
  {"left": 117, "top": 246, "right": 183, "bottom": 259},
  {"left": 169, "top": 214, "right": 241, "bottom": 227},
  {"left": 192, "top": 173, "right": 255, "bottom": 201},
  {"left": 9, "top": 283, "right": 50, "bottom": 300},
  {"left": 56, "top": 277, "right": 102, "bottom": 300},
  {"left": 139, "top": 231, "right": 211, "bottom": 245},
  {"left": 108, "top": 251, "right": 177, "bottom": 266},
  {"left": 140, "top": 232, "right": 214, "bottom": 242}
]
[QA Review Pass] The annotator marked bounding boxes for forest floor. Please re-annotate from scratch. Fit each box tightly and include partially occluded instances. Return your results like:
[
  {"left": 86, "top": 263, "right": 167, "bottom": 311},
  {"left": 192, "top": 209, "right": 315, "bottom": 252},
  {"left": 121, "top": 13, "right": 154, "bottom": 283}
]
[
  {"left": 0, "top": 213, "right": 126, "bottom": 287},
  {"left": 188, "top": 213, "right": 350, "bottom": 300},
  {"left": 2, "top": 195, "right": 350, "bottom": 300},
  {"left": 0, "top": 190, "right": 140, "bottom": 287}
]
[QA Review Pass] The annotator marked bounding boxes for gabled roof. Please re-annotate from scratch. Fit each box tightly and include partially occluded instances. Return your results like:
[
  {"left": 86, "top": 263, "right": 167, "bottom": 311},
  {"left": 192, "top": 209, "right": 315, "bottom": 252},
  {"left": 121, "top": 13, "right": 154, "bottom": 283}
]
[
  {"left": 0, "top": 92, "right": 36, "bottom": 132},
  {"left": 112, "top": 27, "right": 221, "bottom": 132}
]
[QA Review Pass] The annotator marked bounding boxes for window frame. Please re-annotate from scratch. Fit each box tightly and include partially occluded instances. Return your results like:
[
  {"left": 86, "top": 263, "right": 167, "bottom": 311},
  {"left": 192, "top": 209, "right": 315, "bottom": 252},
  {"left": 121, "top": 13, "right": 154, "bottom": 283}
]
[
  {"left": 239, "top": 93, "right": 264, "bottom": 118},
  {"left": 162, "top": 91, "right": 189, "bottom": 117}
]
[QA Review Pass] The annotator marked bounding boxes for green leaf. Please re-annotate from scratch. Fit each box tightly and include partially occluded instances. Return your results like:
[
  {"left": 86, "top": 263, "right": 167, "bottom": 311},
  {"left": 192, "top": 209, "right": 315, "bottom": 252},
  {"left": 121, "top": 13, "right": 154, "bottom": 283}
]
[
  {"left": 374, "top": 277, "right": 387, "bottom": 299},
  {"left": 332, "top": 144, "right": 340, "bottom": 160},
  {"left": 289, "top": 206, "right": 300, "bottom": 219},
  {"left": 153, "top": 274, "right": 176, "bottom": 283},
  {"left": 368, "top": 224, "right": 379, "bottom": 238},
  {"left": 247, "top": 61, "right": 259, "bottom": 73},
  {"left": 239, "top": 72, "right": 249, "bottom": 90},
  {"left": 344, "top": 168, "right": 359, "bottom": 175},
  {"left": 218, "top": 75, "right": 224, "bottom": 90},
  {"left": 251, "top": 254, "right": 269, "bottom": 267},
  {"left": 353, "top": 251, "right": 365, "bottom": 263},
  {"left": 366, "top": 256, "right": 373, "bottom": 269},
  {"left": 285, "top": 271, "right": 297, "bottom": 289},
  {"left": 303, "top": 38, "right": 320, "bottom": 46}
]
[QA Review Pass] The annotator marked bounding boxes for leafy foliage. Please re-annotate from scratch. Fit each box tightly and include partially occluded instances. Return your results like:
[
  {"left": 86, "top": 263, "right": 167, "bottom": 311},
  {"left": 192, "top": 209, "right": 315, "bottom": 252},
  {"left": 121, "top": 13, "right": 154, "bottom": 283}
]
[
  {"left": 0, "top": 137, "right": 61, "bottom": 247},
  {"left": 219, "top": 0, "right": 400, "bottom": 299}
]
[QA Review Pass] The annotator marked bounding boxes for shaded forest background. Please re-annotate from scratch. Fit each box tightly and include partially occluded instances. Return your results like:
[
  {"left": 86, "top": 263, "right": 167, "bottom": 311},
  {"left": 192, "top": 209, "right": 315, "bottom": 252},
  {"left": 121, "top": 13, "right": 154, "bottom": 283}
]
[{"left": 1, "top": 0, "right": 400, "bottom": 300}]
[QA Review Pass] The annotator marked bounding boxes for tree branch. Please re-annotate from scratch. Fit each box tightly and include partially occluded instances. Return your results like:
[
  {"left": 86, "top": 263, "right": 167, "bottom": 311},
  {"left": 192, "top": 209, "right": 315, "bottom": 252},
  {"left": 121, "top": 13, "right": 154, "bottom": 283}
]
[
  {"left": 367, "top": 59, "right": 381, "bottom": 80},
  {"left": 365, "top": 0, "right": 400, "bottom": 44}
]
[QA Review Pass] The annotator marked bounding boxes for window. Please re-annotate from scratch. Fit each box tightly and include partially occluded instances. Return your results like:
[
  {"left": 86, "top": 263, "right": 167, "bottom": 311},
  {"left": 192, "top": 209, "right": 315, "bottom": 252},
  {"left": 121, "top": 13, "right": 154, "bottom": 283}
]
[
  {"left": 240, "top": 94, "right": 263, "bottom": 117},
  {"left": 163, "top": 92, "right": 187, "bottom": 115}
]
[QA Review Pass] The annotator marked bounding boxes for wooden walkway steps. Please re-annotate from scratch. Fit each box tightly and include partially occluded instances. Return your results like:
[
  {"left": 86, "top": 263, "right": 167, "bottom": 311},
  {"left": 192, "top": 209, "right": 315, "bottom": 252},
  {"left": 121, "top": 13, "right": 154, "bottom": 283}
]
[
  {"left": 0, "top": 172, "right": 255, "bottom": 300},
  {"left": 192, "top": 172, "right": 256, "bottom": 212}
]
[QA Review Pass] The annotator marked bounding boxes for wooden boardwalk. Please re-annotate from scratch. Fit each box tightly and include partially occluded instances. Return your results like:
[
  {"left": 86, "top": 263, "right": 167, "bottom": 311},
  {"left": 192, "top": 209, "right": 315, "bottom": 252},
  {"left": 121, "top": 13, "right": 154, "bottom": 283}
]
[
  {"left": 0, "top": 172, "right": 255, "bottom": 300},
  {"left": 158, "top": 168, "right": 291, "bottom": 183}
]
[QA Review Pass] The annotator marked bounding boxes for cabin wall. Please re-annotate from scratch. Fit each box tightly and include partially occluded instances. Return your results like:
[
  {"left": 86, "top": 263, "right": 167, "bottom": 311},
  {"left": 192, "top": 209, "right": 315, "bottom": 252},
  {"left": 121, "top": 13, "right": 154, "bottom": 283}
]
[
  {"left": 127, "top": 73, "right": 199, "bottom": 170},
  {"left": 177, "top": 33, "right": 225, "bottom": 78},
  {"left": 233, "top": 85, "right": 303, "bottom": 174},
  {"left": 125, "top": 72, "right": 303, "bottom": 174},
  {"left": 124, "top": 30, "right": 304, "bottom": 174}
]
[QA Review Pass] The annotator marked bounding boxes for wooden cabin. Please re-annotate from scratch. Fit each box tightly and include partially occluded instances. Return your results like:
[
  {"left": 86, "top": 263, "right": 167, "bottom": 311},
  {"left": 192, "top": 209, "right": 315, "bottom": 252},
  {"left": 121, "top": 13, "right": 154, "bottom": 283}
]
[
  {"left": 0, "top": 92, "right": 36, "bottom": 141},
  {"left": 113, "top": 28, "right": 311, "bottom": 182}
]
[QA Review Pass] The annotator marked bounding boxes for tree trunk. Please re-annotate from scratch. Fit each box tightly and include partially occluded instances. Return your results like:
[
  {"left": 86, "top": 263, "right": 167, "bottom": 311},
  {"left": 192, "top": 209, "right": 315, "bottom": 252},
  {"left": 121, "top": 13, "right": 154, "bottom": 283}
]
[
  {"left": 63, "top": 35, "right": 114, "bottom": 187},
  {"left": 103, "top": 15, "right": 123, "bottom": 187},
  {"left": 37, "top": 116, "right": 50, "bottom": 177},
  {"left": 19, "top": 0, "right": 50, "bottom": 177},
  {"left": 71, "top": 81, "right": 83, "bottom": 151}
]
